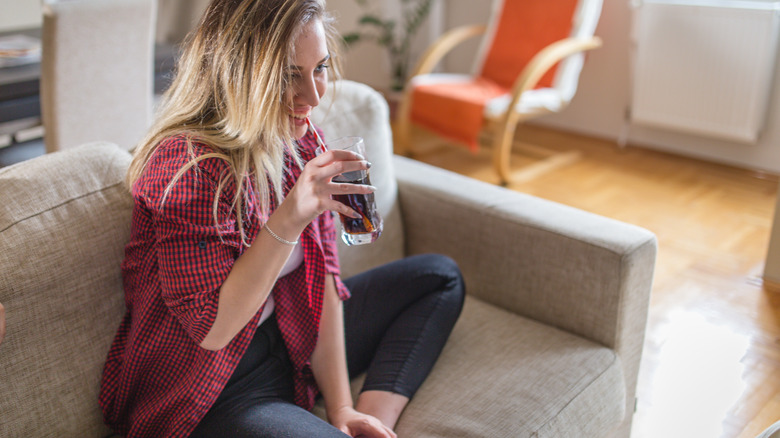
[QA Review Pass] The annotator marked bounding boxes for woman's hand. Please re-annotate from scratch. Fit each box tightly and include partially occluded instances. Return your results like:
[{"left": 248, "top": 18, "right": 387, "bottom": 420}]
[
  {"left": 277, "top": 149, "right": 374, "bottom": 233},
  {"left": 330, "top": 406, "right": 397, "bottom": 438}
]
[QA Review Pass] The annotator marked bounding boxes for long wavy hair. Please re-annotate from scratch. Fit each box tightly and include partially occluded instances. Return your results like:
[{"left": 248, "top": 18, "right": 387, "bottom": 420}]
[{"left": 127, "top": 0, "right": 342, "bottom": 245}]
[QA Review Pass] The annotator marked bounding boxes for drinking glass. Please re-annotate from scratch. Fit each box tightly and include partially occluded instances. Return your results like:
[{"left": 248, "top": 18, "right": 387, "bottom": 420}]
[{"left": 317, "top": 136, "right": 383, "bottom": 246}]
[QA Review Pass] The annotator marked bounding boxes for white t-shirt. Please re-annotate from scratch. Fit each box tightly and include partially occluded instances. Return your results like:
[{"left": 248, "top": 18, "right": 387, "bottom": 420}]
[{"left": 257, "top": 242, "right": 304, "bottom": 325}]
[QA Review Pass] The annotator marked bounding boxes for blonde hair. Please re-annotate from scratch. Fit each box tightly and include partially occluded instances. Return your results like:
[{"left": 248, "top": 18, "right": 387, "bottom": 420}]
[{"left": 127, "top": 0, "right": 342, "bottom": 245}]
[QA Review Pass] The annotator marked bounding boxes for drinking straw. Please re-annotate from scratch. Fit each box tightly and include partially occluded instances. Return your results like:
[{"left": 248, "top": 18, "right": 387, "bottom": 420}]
[{"left": 306, "top": 117, "right": 327, "bottom": 151}]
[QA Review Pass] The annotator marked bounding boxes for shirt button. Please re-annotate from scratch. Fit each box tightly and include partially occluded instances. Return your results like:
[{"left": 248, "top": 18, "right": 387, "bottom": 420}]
[{"left": 198, "top": 241, "right": 207, "bottom": 249}]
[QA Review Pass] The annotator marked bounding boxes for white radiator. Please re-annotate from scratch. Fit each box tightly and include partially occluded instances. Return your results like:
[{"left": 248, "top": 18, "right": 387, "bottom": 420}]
[{"left": 631, "top": 0, "right": 780, "bottom": 143}]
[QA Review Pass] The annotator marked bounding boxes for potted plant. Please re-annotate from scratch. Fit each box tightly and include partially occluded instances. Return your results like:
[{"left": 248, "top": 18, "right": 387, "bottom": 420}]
[{"left": 342, "top": 0, "right": 434, "bottom": 92}]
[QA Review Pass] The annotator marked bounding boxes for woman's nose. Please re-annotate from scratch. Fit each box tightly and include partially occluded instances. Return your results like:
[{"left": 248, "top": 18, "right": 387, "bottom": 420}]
[{"left": 296, "top": 75, "right": 320, "bottom": 107}]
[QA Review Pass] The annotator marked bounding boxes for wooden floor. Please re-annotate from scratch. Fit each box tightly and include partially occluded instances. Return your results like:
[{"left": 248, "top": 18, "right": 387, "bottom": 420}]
[{"left": 399, "top": 124, "right": 780, "bottom": 438}]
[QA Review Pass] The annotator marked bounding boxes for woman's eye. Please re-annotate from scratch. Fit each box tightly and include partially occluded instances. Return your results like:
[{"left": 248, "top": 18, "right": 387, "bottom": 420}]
[{"left": 315, "top": 63, "right": 330, "bottom": 74}]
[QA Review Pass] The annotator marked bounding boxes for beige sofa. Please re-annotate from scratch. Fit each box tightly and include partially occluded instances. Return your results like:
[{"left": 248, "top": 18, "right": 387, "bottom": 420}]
[{"left": 0, "top": 80, "right": 656, "bottom": 437}]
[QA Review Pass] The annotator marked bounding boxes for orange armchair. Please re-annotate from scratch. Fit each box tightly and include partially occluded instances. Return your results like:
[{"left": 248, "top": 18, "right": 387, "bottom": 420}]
[{"left": 396, "top": 0, "right": 603, "bottom": 185}]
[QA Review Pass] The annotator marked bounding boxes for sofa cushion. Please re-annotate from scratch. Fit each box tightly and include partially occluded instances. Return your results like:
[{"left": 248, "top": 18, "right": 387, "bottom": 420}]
[
  {"left": 311, "top": 80, "right": 405, "bottom": 278},
  {"left": 314, "top": 295, "right": 626, "bottom": 436},
  {"left": 0, "top": 142, "right": 132, "bottom": 437},
  {"left": 395, "top": 296, "right": 626, "bottom": 437}
]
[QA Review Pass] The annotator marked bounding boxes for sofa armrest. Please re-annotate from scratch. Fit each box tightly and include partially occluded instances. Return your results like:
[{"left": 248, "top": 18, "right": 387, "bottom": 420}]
[
  {"left": 394, "top": 155, "right": 656, "bottom": 353},
  {"left": 394, "top": 156, "right": 655, "bottom": 437}
]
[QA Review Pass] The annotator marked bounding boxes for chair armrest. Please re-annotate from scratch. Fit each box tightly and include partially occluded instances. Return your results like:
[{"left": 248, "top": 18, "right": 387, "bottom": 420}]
[
  {"left": 394, "top": 155, "right": 656, "bottom": 355},
  {"left": 408, "top": 24, "right": 487, "bottom": 79},
  {"left": 499, "top": 36, "right": 603, "bottom": 124}
]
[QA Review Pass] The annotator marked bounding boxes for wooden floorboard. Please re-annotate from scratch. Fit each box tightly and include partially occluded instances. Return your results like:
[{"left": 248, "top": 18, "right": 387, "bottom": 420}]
[{"left": 400, "top": 123, "right": 780, "bottom": 438}]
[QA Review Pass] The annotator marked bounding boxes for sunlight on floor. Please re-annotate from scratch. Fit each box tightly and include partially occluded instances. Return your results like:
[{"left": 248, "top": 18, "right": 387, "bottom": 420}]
[{"left": 636, "top": 310, "right": 750, "bottom": 438}]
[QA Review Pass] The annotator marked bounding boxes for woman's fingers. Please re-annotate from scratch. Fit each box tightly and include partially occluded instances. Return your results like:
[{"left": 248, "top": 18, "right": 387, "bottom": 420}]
[
  {"left": 342, "top": 415, "right": 396, "bottom": 438},
  {"left": 322, "top": 159, "right": 371, "bottom": 181},
  {"left": 312, "top": 148, "right": 364, "bottom": 163},
  {"left": 311, "top": 150, "right": 370, "bottom": 179},
  {"left": 283, "top": 149, "right": 376, "bottom": 223},
  {"left": 308, "top": 150, "right": 375, "bottom": 212},
  {"left": 383, "top": 424, "right": 398, "bottom": 438},
  {"left": 354, "top": 421, "right": 396, "bottom": 438},
  {"left": 324, "top": 160, "right": 371, "bottom": 180},
  {"left": 330, "top": 182, "right": 376, "bottom": 195},
  {"left": 322, "top": 198, "right": 361, "bottom": 219},
  {"left": 326, "top": 182, "right": 376, "bottom": 219}
]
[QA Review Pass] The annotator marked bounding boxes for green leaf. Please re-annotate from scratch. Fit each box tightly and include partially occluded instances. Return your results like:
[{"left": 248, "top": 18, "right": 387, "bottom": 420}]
[
  {"left": 405, "top": 0, "right": 433, "bottom": 34},
  {"left": 342, "top": 33, "right": 362, "bottom": 45},
  {"left": 348, "top": 0, "right": 434, "bottom": 88},
  {"left": 359, "top": 15, "right": 386, "bottom": 27}
]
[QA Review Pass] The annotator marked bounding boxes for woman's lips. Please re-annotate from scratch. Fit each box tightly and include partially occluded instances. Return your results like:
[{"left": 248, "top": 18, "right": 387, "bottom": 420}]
[{"left": 289, "top": 109, "right": 310, "bottom": 126}]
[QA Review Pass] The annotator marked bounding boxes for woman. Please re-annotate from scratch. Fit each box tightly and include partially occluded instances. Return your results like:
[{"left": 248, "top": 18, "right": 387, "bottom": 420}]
[{"left": 98, "top": 1, "right": 465, "bottom": 437}]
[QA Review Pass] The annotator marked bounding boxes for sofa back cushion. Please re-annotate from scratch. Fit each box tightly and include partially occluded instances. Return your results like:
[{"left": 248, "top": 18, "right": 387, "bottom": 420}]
[
  {"left": 0, "top": 142, "right": 132, "bottom": 437},
  {"left": 311, "top": 80, "right": 405, "bottom": 278}
]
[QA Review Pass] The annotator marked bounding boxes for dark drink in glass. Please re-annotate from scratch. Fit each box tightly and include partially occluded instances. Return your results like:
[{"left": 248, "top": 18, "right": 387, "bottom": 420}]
[
  {"left": 315, "top": 136, "right": 383, "bottom": 246},
  {"left": 332, "top": 174, "right": 382, "bottom": 244}
]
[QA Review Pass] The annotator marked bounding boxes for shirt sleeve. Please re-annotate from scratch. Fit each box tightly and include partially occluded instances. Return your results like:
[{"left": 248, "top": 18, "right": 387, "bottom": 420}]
[
  {"left": 141, "top": 141, "right": 244, "bottom": 344},
  {"left": 317, "top": 210, "right": 351, "bottom": 301},
  {"left": 296, "top": 127, "right": 350, "bottom": 301}
]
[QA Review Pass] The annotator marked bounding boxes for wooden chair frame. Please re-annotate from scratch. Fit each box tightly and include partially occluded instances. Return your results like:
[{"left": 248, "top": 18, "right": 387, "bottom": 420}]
[{"left": 396, "top": 24, "right": 602, "bottom": 185}]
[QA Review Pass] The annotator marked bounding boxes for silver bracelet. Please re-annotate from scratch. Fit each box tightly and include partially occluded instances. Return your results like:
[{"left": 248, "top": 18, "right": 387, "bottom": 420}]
[{"left": 263, "top": 224, "right": 299, "bottom": 246}]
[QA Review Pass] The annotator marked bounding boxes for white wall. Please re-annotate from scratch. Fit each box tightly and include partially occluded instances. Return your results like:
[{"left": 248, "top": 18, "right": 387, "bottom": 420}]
[
  {"left": 0, "top": 0, "right": 41, "bottom": 32},
  {"left": 327, "top": 0, "right": 443, "bottom": 91},
  {"left": 327, "top": 0, "right": 389, "bottom": 90},
  {"left": 536, "top": 0, "right": 780, "bottom": 174},
  {"left": 334, "top": 0, "right": 780, "bottom": 173},
  {"left": 530, "top": 0, "right": 632, "bottom": 144}
]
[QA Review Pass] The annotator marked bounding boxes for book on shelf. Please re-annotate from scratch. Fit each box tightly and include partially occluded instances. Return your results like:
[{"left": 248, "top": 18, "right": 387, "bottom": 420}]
[
  {"left": 0, "top": 34, "right": 41, "bottom": 68},
  {"left": 14, "top": 125, "right": 44, "bottom": 143},
  {"left": 0, "top": 134, "right": 11, "bottom": 149}
]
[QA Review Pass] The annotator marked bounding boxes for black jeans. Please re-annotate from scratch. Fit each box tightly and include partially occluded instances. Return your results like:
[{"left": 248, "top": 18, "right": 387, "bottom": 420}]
[{"left": 190, "top": 254, "right": 465, "bottom": 438}]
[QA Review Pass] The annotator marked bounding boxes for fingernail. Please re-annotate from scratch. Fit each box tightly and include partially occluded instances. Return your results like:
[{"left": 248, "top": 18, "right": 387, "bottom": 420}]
[
  {"left": 366, "top": 161, "right": 372, "bottom": 169},
  {"left": 351, "top": 210, "right": 362, "bottom": 219},
  {"left": 367, "top": 185, "right": 377, "bottom": 192}
]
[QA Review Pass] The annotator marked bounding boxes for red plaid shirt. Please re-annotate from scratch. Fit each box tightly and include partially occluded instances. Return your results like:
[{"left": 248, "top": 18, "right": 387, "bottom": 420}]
[{"left": 99, "top": 129, "right": 349, "bottom": 438}]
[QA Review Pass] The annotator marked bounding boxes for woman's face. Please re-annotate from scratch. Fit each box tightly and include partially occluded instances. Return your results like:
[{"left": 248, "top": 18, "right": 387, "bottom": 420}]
[{"left": 287, "top": 18, "right": 329, "bottom": 139}]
